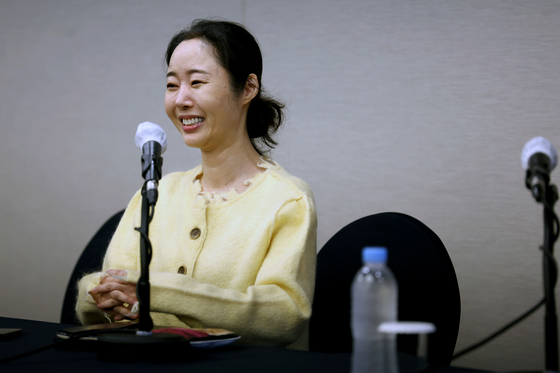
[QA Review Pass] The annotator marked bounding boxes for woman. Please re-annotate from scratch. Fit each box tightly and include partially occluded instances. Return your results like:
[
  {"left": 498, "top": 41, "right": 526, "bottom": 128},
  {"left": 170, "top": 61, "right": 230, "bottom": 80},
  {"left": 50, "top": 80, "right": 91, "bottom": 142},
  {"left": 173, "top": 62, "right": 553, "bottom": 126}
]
[{"left": 75, "top": 19, "right": 317, "bottom": 350}]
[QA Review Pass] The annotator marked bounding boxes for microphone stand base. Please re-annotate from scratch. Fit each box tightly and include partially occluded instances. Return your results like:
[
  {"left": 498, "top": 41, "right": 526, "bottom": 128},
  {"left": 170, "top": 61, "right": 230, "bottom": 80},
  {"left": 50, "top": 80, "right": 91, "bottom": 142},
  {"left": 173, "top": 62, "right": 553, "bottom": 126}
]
[{"left": 96, "top": 331, "right": 195, "bottom": 363}]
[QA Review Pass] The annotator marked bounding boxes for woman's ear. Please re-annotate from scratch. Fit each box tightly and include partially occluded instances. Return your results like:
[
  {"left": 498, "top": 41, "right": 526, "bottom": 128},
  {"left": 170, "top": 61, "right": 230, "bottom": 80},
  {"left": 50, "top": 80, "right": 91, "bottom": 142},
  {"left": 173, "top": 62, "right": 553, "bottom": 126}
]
[{"left": 243, "top": 74, "right": 259, "bottom": 104}]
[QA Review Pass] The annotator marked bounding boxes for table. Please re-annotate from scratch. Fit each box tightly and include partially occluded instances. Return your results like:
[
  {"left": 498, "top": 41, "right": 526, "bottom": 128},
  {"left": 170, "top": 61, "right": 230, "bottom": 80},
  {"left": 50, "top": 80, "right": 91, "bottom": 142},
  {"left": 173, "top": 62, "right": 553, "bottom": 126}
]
[{"left": 0, "top": 317, "right": 484, "bottom": 373}]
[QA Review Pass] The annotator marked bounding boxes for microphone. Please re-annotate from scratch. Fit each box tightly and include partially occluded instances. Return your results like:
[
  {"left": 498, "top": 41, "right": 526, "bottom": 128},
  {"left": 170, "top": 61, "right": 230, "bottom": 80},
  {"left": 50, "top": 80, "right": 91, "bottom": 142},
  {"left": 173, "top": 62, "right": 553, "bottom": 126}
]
[
  {"left": 135, "top": 121, "right": 167, "bottom": 204},
  {"left": 521, "top": 136, "right": 557, "bottom": 202}
]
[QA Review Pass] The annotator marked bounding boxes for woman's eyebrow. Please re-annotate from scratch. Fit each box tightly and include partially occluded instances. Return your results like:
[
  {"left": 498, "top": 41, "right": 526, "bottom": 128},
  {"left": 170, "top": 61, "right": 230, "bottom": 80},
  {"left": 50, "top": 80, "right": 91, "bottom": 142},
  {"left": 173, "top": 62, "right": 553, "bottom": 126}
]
[{"left": 166, "top": 69, "right": 210, "bottom": 78}]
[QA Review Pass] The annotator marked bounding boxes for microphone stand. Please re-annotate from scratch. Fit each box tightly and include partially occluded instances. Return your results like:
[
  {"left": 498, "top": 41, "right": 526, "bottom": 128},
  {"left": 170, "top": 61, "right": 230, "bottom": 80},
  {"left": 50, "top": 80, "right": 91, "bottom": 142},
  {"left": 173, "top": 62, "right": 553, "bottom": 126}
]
[
  {"left": 525, "top": 154, "right": 559, "bottom": 371},
  {"left": 95, "top": 144, "right": 193, "bottom": 362},
  {"left": 135, "top": 139, "right": 163, "bottom": 332},
  {"left": 448, "top": 150, "right": 558, "bottom": 369},
  {"left": 541, "top": 181, "right": 558, "bottom": 371},
  {"left": 135, "top": 184, "right": 155, "bottom": 333}
]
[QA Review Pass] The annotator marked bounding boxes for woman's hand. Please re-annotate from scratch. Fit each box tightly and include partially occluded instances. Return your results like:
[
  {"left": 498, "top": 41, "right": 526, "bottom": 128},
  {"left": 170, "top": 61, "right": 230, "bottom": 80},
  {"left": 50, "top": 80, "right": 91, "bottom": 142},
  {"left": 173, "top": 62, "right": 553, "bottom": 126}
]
[{"left": 90, "top": 269, "right": 139, "bottom": 321}]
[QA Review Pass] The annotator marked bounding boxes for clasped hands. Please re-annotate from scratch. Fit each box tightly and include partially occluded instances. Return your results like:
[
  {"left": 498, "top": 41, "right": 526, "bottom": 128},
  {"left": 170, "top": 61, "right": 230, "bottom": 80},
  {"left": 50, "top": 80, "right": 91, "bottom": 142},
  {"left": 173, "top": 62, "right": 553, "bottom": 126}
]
[{"left": 90, "top": 269, "right": 139, "bottom": 321}]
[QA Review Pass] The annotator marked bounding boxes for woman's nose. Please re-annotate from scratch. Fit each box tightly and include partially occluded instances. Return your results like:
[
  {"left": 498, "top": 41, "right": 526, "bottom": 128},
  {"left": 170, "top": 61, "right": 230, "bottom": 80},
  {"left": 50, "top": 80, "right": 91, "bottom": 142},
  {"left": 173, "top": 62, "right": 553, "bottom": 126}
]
[{"left": 176, "top": 86, "right": 193, "bottom": 108}]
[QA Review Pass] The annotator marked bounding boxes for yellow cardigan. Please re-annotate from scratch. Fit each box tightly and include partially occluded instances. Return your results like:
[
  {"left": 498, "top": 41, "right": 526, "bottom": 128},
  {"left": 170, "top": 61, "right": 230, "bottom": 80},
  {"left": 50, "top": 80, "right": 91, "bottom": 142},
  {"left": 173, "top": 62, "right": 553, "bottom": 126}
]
[{"left": 75, "top": 159, "right": 317, "bottom": 349}]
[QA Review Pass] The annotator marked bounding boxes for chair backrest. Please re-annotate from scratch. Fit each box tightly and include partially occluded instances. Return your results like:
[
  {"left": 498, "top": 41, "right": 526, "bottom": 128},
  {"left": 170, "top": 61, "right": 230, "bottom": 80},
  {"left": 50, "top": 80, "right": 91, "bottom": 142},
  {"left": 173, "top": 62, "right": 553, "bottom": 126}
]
[
  {"left": 60, "top": 209, "right": 125, "bottom": 325},
  {"left": 309, "top": 212, "right": 460, "bottom": 366}
]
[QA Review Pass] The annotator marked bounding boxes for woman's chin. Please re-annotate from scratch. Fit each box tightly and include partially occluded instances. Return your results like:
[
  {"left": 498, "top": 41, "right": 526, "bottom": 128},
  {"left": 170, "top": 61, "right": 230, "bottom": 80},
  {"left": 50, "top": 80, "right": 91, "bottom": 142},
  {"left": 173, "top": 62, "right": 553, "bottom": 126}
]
[{"left": 181, "top": 133, "right": 205, "bottom": 149}]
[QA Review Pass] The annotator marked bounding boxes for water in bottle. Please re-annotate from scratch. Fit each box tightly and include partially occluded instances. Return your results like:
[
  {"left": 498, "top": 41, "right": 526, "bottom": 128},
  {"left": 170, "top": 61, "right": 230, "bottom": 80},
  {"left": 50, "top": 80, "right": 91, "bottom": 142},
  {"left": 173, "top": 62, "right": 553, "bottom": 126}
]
[{"left": 351, "top": 247, "right": 398, "bottom": 373}]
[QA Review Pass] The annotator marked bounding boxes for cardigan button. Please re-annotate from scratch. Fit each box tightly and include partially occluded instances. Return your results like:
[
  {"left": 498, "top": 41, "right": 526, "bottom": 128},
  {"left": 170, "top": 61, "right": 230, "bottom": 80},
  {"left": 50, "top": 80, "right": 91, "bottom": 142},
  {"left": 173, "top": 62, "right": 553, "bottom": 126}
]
[
  {"left": 190, "top": 227, "right": 201, "bottom": 239},
  {"left": 178, "top": 266, "right": 186, "bottom": 275}
]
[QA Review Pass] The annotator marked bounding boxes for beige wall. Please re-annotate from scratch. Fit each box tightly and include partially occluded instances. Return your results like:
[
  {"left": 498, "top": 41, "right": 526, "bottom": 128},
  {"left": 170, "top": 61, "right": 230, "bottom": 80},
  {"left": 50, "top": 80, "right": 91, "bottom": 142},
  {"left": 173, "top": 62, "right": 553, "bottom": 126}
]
[{"left": 1, "top": 0, "right": 559, "bottom": 370}]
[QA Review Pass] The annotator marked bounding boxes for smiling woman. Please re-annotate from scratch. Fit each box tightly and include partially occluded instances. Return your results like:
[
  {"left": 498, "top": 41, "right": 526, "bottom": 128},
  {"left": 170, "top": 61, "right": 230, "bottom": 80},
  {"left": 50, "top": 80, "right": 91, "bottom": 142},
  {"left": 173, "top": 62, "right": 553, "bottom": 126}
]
[
  {"left": 74, "top": 19, "right": 317, "bottom": 350},
  {"left": 165, "top": 39, "right": 255, "bottom": 163},
  {"left": 165, "top": 19, "right": 285, "bottom": 158}
]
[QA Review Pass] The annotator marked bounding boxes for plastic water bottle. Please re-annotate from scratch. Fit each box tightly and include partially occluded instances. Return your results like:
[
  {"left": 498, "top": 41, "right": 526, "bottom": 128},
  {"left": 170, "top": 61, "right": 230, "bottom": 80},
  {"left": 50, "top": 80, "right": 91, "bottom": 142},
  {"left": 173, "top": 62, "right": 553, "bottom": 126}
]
[{"left": 351, "top": 247, "right": 398, "bottom": 373}]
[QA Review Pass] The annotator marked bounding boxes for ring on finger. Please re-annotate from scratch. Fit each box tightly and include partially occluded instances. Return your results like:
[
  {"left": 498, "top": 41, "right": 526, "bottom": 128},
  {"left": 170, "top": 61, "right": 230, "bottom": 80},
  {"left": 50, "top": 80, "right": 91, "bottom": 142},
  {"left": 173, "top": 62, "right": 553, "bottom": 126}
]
[{"left": 123, "top": 303, "right": 130, "bottom": 308}]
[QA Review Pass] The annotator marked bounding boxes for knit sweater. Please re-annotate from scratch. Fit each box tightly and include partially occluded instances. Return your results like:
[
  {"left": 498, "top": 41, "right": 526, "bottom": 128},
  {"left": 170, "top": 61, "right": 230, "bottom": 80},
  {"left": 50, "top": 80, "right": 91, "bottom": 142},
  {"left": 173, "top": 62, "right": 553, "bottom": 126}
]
[{"left": 75, "top": 159, "right": 317, "bottom": 349}]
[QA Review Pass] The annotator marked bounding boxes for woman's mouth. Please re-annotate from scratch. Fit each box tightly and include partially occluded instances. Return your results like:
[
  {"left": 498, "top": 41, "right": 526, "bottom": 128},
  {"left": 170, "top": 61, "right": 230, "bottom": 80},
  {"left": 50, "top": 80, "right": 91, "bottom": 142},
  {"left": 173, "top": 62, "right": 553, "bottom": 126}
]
[{"left": 182, "top": 117, "right": 204, "bottom": 131}]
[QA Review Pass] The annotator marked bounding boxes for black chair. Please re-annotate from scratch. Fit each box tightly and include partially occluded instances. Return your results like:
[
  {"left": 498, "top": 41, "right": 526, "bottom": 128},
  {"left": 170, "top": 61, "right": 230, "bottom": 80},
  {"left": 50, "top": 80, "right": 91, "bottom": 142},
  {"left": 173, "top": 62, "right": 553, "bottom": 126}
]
[
  {"left": 309, "top": 212, "right": 460, "bottom": 366},
  {"left": 60, "top": 210, "right": 125, "bottom": 325}
]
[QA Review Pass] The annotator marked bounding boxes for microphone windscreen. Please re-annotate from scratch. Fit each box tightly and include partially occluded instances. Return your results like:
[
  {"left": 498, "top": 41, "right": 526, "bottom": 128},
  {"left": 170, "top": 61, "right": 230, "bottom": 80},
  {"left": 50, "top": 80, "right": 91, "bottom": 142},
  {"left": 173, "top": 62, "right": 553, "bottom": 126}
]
[
  {"left": 135, "top": 121, "right": 168, "bottom": 154},
  {"left": 521, "top": 136, "right": 557, "bottom": 171}
]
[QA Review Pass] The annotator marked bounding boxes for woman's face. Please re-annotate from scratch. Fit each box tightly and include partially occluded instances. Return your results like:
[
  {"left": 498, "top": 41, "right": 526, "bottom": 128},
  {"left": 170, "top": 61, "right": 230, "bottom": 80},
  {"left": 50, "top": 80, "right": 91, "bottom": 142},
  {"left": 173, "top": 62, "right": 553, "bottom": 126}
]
[{"left": 165, "top": 39, "right": 249, "bottom": 152}]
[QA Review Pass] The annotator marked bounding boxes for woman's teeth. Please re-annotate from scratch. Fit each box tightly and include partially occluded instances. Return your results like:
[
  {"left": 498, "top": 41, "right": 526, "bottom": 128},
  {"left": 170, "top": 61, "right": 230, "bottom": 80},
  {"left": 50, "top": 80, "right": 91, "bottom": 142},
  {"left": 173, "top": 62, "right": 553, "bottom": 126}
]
[{"left": 182, "top": 118, "right": 204, "bottom": 125}]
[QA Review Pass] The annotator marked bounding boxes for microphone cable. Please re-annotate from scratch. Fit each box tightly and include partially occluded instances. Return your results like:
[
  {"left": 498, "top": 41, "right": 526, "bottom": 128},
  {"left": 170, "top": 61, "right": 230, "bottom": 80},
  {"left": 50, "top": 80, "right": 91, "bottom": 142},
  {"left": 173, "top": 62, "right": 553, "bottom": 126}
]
[
  {"left": 451, "top": 192, "right": 558, "bottom": 361},
  {"left": 420, "top": 205, "right": 558, "bottom": 373},
  {"left": 451, "top": 297, "right": 546, "bottom": 361}
]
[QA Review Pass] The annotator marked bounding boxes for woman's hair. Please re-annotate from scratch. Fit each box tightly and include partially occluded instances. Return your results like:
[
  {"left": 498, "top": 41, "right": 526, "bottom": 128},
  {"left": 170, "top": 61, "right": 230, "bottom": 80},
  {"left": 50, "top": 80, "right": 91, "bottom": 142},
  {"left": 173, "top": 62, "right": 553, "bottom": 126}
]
[{"left": 165, "top": 19, "right": 285, "bottom": 155}]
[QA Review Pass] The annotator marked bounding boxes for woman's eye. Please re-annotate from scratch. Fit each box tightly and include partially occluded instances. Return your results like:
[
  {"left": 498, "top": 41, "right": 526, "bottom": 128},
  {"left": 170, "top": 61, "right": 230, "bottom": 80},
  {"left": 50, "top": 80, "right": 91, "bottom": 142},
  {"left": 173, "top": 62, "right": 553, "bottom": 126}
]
[
  {"left": 166, "top": 83, "right": 178, "bottom": 89},
  {"left": 192, "top": 80, "right": 203, "bottom": 86}
]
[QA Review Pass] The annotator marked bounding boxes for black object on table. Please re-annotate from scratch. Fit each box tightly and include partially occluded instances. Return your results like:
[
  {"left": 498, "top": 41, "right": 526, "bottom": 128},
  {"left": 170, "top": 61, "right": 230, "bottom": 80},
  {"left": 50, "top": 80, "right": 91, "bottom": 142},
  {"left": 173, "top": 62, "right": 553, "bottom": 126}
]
[{"left": 1, "top": 317, "right": 489, "bottom": 373}]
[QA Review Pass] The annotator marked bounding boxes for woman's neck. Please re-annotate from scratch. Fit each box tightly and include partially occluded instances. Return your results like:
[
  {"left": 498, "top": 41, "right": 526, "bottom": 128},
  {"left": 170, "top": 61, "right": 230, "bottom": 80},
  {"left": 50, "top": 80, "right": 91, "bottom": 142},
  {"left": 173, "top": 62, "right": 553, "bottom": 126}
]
[{"left": 199, "top": 138, "right": 263, "bottom": 194}]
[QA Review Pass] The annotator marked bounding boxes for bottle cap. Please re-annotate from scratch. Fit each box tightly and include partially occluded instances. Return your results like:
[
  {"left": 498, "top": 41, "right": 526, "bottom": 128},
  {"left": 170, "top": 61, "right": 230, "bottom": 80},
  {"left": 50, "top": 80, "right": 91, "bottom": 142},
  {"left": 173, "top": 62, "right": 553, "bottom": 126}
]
[
  {"left": 378, "top": 321, "right": 436, "bottom": 334},
  {"left": 362, "top": 247, "right": 387, "bottom": 263}
]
